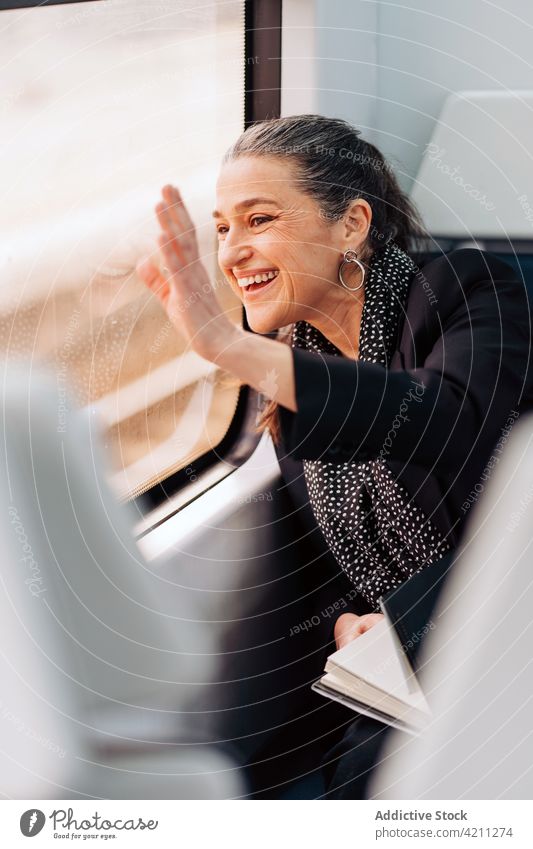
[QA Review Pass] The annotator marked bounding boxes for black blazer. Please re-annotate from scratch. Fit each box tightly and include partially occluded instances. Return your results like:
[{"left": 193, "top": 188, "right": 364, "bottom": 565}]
[{"left": 278, "top": 249, "right": 533, "bottom": 548}]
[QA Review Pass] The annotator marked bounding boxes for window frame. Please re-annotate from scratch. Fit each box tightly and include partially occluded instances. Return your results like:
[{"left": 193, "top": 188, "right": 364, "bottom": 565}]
[{"left": 0, "top": 1, "right": 96, "bottom": 10}]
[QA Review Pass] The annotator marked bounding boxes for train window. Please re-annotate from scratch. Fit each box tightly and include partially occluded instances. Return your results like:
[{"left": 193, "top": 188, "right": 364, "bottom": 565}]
[{"left": 0, "top": 0, "right": 245, "bottom": 501}]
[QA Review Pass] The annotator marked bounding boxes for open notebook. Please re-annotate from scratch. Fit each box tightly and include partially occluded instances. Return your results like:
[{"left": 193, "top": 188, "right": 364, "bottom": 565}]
[{"left": 312, "top": 552, "right": 456, "bottom": 734}]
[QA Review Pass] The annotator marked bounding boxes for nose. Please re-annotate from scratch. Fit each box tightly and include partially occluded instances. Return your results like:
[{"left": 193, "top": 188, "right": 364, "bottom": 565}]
[{"left": 218, "top": 231, "right": 253, "bottom": 272}]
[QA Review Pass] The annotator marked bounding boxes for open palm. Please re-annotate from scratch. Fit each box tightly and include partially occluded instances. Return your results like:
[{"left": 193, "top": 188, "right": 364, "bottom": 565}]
[{"left": 137, "top": 184, "right": 233, "bottom": 360}]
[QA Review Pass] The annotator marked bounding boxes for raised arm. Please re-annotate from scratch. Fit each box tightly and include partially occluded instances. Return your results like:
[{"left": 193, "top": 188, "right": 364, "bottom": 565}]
[
  {"left": 136, "top": 184, "right": 297, "bottom": 411},
  {"left": 138, "top": 188, "right": 532, "bottom": 478},
  {"left": 277, "top": 268, "right": 532, "bottom": 474}
]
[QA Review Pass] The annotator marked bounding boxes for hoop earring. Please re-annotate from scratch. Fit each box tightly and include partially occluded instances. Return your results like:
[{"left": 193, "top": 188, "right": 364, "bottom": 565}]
[{"left": 338, "top": 249, "right": 365, "bottom": 292}]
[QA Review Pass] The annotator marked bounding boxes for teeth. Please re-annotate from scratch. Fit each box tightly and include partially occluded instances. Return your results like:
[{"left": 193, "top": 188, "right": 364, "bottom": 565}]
[{"left": 236, "top": 270, "right": 279, "bottom": 288}]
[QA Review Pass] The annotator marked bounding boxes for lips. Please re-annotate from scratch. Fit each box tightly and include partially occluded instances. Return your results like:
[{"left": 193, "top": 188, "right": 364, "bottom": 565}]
[{"left": 235, "top": 269, "right": 280, "bottom": 291}]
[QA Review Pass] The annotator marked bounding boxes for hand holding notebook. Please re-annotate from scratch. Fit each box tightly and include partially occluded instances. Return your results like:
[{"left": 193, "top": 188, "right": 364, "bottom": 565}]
[
  {"left": 334, "top": 612, "right": 385, "bottom": 649},
  {"left": 312, "top": 551, "right": 456, "bottom": 734}
]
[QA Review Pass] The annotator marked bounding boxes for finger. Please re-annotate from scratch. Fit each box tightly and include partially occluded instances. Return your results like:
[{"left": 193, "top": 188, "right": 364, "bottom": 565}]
[
  {"left": 136, "top": 257, "right": 170, "bottom": 301},
  {"left": 162, "top": 186, "right": 199, "bottom": 261},
  {"left": 358, "top": 613, "right": 385, "bottom": 635},
  {"left": 161, "top": 185, "right": 187, "bottom": 233},
  {"left": 160, "top": 185, "right": 191, "bottom": 242},
  {"left": 334, "top": 613, "right": 363, "bottom": 650},
  {"left": 336, "top": 624, "right": 363, "bottom": 650},
  {"left": 155, "top": 201, "right": 175, "bottom": 236},
  {"left": 164, "top": 184, "right": 196, "bottom": 235},
  {"left": 158, "top": 232, "right": 186, "bottom": 273}
]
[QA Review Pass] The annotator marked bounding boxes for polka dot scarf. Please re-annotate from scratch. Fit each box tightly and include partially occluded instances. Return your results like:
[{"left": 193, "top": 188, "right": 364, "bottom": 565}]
[{"left": 293, "top": 241, "right": 451, "bottom": 610}]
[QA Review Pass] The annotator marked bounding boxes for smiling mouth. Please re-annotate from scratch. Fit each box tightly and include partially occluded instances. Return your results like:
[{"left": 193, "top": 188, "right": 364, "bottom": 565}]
[
  {"left": 236, "top": 269, "right": 280, "bottom": 293},
  {"left": 245, "top": 278, "right": 274, "bottom": 293}
]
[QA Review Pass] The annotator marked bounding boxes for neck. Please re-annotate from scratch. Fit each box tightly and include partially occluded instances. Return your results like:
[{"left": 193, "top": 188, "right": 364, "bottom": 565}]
[{"left": 306, "top": 287, "right": 365, "bottom": 360}]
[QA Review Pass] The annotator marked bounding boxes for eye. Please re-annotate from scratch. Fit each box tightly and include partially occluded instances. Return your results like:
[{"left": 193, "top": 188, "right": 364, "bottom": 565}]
[
  {"left": 216, "top": 224, "right": 229, "bottom": 237},
  {"left": 250, "top": 215, "right": 273, "bottom": 227}
]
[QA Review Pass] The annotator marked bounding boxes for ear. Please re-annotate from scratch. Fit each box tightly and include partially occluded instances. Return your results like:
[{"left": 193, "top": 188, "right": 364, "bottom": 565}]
[{"left": 341, "top": 198, "right": 372, "bottom": 250}]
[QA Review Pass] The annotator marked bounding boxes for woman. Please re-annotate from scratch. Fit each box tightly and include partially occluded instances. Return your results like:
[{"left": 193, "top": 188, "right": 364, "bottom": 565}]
[{"left": 138, "top": 114, "right": 533, "bottom": 793}]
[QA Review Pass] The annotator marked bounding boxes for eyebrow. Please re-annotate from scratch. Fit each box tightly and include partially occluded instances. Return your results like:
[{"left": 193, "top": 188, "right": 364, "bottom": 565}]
[{"left": 212, "top": 197, "right": 279, "bottom": 219}]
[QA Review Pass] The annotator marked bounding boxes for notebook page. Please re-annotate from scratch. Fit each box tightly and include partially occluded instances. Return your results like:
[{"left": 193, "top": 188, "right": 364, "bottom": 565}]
[{"left": 326, "top": 618, "right": 428, "bottom": 711}]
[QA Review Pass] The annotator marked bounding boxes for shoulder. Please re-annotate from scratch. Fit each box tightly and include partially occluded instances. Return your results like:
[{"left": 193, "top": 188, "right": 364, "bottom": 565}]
[
  {"left": 419, "top": 248, "right": 518, "bottom": 288},
  {"left": 406, "top": 248, "right": 523, "bottom": 323}
]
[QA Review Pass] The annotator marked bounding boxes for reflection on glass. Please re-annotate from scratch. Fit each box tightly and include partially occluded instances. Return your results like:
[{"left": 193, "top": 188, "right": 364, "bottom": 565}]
[{"left": 0, "top": 0, "right": 244, "bottom": 499}]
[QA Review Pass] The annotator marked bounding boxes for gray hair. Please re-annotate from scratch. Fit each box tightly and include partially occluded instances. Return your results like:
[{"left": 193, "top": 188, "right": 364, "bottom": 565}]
[{"left": 223, "top": 114, "right": 426, "bottom": 254}]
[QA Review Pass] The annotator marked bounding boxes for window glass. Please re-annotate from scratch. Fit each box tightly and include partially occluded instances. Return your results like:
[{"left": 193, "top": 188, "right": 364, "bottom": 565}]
[{"left": 0, "top": 0, "right": 244, "bottom": 499}]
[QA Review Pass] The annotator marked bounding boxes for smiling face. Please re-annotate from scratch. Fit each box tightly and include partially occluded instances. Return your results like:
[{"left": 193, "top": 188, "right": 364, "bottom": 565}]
[{"left": 214, "top": 155, "right": 371, "bottom": 335}]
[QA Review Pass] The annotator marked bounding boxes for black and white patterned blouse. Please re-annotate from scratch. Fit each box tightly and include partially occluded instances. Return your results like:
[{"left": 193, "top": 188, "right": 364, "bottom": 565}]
[{"left": 292, "top": 241, "right": 450, "bottom": 609}]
